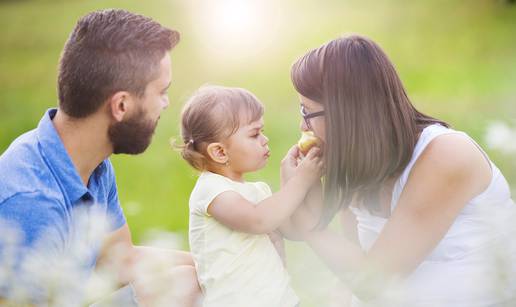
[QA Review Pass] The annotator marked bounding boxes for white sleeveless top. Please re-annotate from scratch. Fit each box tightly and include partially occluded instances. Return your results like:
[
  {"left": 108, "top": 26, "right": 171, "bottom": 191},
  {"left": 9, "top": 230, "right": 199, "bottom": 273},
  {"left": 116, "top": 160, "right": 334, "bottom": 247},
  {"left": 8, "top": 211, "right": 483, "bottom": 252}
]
[{"left": 350, "top": 124, "right": 516, "bottom": 307}]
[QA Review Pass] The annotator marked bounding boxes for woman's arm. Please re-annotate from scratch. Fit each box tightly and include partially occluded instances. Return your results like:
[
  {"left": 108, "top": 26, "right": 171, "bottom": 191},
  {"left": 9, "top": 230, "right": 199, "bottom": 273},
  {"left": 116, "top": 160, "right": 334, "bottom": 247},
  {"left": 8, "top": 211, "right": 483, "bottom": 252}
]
[
  {"left": 279, "top": 181, "right": 324, "bottom": 240},
  {"left": 302, "top": 134, "right": 492, "bottom": 298},
  {"left": 278, "top": 145, "right": 325, "bottom": 240},
  {"left": 340, "top": 208, "right": 358, "bottom": 244}
]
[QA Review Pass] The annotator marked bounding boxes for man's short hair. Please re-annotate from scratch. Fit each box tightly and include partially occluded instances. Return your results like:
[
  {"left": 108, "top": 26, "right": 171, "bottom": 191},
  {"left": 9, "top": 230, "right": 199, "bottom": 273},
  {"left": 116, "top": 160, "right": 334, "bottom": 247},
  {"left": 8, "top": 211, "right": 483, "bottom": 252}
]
[{"left": 57, "top": 9, "right": 180, "bottom": 118}]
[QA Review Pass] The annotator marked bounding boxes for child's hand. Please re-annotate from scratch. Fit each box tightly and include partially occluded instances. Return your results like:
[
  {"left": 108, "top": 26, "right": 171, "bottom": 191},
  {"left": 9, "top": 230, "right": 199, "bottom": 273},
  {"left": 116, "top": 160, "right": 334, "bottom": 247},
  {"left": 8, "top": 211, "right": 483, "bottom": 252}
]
[
  {"left": 280, "top": 144, "right": 301, "bottom": 186},
  {"left": 295, "top": 147, "right": 323, "bottom": 186}
]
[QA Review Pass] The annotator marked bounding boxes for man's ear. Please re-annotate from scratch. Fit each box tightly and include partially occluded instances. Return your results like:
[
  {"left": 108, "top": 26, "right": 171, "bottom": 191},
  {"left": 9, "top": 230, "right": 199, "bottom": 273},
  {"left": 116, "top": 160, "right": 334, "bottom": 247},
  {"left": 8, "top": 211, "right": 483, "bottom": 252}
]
[
  {"left": 206, "top": 142, "right": 229, "bottom": 164},
  {"left": 108, "top": 91, "right": 132, "bottom": 122}
]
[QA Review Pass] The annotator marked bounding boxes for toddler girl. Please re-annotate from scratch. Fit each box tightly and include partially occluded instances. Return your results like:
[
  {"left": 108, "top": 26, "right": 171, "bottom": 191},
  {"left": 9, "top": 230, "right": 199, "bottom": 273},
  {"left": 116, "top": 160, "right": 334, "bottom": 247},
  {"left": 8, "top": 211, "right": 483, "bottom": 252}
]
[{"left": 178, "top": 85, "right": 322, "bottom": 307}]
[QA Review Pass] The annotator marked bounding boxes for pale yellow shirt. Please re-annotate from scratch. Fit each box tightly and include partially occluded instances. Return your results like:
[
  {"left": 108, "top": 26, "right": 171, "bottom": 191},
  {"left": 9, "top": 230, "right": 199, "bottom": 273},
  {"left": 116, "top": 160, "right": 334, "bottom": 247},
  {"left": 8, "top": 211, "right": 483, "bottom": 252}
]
[{"left": 189, "top": 171, "right": 299, "bottom": 307}]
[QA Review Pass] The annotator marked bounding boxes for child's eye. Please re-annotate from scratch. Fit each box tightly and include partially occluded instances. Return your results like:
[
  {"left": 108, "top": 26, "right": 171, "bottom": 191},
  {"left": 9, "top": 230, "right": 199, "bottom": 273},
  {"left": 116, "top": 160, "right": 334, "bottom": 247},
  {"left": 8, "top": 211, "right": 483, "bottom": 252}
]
[{"left": 251, "top": 130, "right": 265, "bottom": 138}]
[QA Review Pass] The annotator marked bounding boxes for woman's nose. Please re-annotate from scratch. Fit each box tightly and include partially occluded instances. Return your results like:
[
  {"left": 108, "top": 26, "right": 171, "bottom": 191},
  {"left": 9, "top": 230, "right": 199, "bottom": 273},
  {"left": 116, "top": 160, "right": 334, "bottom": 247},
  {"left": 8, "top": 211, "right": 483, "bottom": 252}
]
[{"left": 300, "top": 119, "right": 309, "bottom": 132}]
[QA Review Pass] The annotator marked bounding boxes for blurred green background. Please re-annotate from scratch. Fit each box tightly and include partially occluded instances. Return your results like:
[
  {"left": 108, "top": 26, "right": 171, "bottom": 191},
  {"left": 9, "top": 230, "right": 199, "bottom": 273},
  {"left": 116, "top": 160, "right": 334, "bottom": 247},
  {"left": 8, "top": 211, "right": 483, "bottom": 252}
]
[{"left": 1, "top": 0, "right": 515, "bottom": 305}]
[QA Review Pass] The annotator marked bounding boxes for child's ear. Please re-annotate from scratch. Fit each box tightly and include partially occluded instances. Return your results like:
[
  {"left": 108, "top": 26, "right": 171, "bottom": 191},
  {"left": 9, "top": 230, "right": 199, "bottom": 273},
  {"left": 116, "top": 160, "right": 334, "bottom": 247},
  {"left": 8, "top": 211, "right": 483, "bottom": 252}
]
[{"left": 206, "top": 142, "right": 229, "bottom": 164}]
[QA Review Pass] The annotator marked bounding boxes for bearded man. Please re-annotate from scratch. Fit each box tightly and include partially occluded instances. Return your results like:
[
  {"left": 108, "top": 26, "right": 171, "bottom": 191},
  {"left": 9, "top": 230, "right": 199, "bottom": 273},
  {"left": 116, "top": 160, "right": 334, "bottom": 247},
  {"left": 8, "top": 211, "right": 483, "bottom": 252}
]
[{"left": 0, "top": 9, "right": 200, "bottom": 307}]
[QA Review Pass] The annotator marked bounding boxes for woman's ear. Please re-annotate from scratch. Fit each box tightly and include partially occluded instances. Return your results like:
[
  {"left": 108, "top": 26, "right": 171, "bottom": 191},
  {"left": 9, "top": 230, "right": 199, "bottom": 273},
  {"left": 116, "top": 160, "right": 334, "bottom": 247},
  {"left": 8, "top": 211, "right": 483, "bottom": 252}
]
[{"left": 206, "top": 142, "right": 229, "bottom": 165}]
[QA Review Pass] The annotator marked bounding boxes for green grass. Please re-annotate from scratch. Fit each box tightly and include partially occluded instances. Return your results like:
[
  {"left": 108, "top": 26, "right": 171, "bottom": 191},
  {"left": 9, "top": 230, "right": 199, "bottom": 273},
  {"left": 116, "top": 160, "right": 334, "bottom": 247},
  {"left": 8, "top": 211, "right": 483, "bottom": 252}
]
[{"left": 1, "top": 0, "right": 516, "bottom": 305}]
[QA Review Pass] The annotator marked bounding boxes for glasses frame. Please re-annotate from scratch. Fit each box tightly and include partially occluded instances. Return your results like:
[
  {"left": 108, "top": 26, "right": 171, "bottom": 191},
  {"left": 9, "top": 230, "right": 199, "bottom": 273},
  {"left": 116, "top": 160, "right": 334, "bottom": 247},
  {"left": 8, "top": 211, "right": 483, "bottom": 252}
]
[{"left": 300, "top": 104, "right": 325, "bottom": 130}]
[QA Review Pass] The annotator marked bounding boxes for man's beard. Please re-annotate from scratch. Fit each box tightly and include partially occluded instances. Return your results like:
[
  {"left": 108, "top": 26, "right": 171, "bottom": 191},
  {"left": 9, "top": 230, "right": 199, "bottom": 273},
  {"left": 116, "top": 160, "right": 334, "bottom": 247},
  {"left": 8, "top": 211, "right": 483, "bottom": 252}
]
[{"left": 108, "top": 109, "right": 158, "bottom": 155}]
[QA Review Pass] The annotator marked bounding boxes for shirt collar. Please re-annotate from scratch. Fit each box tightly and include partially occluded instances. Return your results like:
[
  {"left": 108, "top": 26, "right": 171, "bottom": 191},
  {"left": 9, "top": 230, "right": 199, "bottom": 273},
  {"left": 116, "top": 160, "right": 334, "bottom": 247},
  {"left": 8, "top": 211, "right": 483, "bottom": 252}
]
[{"left": 36, "top": 108, "right": 105, "bottom": 204}]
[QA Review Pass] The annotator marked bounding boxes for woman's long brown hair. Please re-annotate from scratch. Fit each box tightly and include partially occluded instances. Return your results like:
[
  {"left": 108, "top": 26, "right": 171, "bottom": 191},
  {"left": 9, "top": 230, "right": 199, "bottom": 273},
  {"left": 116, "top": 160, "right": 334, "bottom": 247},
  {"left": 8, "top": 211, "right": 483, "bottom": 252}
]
[{"left": 291, "top": 35, "right": 448, "bottom": 225}]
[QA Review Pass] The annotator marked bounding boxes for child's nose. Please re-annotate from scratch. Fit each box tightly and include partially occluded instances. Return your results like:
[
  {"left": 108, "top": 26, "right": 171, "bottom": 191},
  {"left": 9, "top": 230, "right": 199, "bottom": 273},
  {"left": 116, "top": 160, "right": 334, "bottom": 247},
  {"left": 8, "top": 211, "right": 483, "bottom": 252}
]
[
  {"left": 162, "top": 97, "right": 170, "bottom": 109},
  {"left": 262, "top": 134, "right": 269, "bottom": 145}
]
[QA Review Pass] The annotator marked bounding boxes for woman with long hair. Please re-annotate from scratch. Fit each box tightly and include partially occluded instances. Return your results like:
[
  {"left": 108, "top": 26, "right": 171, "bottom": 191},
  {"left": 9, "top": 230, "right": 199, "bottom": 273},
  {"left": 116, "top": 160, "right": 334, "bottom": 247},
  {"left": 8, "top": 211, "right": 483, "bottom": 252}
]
[{"left": 284, "top": 35, "right": 516, "bottom": 306}]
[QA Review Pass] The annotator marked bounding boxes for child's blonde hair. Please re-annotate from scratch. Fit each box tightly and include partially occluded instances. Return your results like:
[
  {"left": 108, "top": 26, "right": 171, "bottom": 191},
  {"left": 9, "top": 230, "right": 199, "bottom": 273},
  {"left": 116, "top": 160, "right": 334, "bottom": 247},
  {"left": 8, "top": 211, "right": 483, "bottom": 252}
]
[{"left": 178, "top": 85, "right": 264, "bottom": 171}]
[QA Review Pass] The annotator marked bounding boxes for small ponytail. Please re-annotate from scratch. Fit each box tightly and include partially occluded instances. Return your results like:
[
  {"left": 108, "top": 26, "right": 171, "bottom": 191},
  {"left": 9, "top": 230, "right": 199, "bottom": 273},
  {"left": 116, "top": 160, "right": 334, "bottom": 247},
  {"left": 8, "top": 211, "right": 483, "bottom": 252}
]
[{"left": 171, "top": 137, "right": 208, "bottom": 171}]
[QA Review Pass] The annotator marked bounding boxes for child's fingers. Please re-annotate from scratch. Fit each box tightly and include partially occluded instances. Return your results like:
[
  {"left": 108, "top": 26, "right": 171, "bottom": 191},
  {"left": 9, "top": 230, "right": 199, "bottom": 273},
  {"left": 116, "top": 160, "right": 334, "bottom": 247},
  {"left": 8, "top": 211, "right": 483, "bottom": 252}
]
[
  {"left": 286, "top": 144, "right": 301, "bottom": 160},
  {"left": 289, "top": 144, "right": 300, "bottom": 155},
  {"left": 282, "top": 144, "right": 301, "bottom": 168}
]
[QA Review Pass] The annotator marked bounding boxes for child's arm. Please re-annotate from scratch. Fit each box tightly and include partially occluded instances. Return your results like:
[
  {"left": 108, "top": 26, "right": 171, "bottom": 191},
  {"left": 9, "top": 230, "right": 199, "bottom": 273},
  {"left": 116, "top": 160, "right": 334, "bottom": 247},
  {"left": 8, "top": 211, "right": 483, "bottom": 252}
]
[{"left": 207, "top": 148, "right": 322, "bottom": 234}]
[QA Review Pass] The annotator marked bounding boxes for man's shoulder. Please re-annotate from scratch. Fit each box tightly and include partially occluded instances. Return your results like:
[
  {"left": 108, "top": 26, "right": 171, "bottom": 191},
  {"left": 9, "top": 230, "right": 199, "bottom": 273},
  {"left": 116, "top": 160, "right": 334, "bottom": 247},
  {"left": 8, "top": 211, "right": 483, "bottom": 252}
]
[
  {"left": 0, "top": 129, "right": 51, "bottom": 202},
  {"left": 0, "top": 190, "right": 62, "bottom": 208},
  {"left": 0, "top": 189, "right": 65, "bottom": 239},
  {"left": 1, "top": 128, "right": 40, "bottom": 166}
]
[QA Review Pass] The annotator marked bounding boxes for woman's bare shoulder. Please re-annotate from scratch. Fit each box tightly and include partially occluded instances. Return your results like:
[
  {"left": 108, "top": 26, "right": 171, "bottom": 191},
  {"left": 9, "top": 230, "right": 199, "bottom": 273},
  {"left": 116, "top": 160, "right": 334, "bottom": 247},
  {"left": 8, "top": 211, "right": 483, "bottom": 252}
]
[{"left": 409, "top": 132, "right": 492, "bottom": 196}]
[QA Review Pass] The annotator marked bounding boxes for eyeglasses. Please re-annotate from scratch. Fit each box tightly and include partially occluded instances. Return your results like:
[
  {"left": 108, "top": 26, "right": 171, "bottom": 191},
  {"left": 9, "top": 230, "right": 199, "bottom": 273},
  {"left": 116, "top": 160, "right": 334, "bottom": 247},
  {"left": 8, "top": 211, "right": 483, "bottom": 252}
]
[{"left": 300, "top": 104, "right": 325, "bottom": 130}]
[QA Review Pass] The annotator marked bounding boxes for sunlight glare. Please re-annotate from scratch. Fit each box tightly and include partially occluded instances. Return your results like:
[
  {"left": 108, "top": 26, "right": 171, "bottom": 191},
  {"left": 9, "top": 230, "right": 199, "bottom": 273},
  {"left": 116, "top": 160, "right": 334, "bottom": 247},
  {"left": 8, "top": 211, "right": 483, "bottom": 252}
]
[{"left": 190, "top": 0, "right": 282, "bottom": 61}]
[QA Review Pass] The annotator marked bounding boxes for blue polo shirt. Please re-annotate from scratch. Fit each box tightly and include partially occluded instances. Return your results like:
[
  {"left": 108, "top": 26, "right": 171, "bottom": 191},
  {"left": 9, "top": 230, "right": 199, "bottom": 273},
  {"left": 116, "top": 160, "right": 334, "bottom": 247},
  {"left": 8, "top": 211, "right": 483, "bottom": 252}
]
[{"left": 0, "top": 109, "right": 126, "bottom": 292}]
